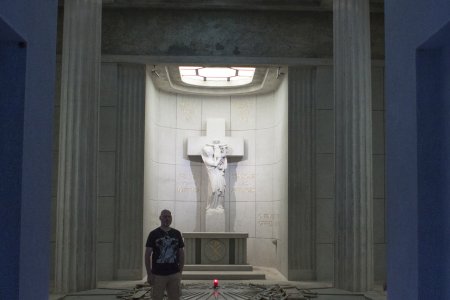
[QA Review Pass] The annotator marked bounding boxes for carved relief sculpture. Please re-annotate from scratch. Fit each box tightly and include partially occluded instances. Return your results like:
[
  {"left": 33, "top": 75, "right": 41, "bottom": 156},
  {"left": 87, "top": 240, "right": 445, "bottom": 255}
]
[{"left": 201, "top": 140, "right": 228, "bottom": 211}]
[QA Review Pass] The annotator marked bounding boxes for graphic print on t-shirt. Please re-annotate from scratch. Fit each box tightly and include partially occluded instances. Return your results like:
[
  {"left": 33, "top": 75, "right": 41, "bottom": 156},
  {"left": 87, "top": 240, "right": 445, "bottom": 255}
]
[{"left": 156, "top": 235, "right": 179, "bottom": 263}]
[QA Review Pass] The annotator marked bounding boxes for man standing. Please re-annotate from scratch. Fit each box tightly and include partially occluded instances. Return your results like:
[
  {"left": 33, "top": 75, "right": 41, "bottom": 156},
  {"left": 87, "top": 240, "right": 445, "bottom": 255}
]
[{"left": 145, "top": 210, "right": 185, "bottom": 300}]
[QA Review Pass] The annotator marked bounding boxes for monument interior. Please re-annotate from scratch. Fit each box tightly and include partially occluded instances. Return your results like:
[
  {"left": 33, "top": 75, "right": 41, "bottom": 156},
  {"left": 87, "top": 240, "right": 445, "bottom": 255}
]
[{"left": 50, "top": 0, "right": 386, "bottom": 296}]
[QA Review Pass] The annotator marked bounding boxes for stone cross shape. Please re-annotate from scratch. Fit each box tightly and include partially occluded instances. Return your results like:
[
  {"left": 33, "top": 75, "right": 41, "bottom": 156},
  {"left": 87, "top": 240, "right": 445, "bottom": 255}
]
[
  {"left": 187, "top": 118, "right": 244, "bottom": 157},
  {"left": 187, "top": 118, "right": 243, "bottom": 231}
]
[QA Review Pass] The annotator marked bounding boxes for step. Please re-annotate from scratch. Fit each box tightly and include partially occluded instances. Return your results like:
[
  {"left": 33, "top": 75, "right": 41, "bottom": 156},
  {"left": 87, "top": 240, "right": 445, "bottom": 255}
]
[
  {"left": 184, "top": 265, "right": 253, "bottom": 272},
  {"left": 182, "top": 271, "right": 266, "bottom": 280}
]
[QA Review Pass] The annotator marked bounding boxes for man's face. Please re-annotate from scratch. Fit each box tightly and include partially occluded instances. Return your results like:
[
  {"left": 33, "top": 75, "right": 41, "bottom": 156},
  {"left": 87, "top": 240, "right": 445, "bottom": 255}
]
[{"left": 159, "top": 211, "right": 172, "bottom": 227}]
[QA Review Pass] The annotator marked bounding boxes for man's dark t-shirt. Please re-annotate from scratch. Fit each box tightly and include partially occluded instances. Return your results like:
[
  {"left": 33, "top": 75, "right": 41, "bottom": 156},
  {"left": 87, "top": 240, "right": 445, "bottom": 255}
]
[{"left": 146, "top": 227, "right": 184, "bottom": 275}]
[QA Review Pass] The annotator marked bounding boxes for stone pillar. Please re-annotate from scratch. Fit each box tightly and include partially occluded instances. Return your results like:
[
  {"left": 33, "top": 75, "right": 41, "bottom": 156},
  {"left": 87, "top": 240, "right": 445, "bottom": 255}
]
[
  {"left": 55, "top": 0, "right": 102, "bottom": 293},
  {"left": 114, "top": 64, "right": 146, "bottom": 280},
  {"left": 288, "top": 67, "right": 316, "bottom": 280},
  {"left": 333, "top": 0, "right": 373, "bottom": 292}
]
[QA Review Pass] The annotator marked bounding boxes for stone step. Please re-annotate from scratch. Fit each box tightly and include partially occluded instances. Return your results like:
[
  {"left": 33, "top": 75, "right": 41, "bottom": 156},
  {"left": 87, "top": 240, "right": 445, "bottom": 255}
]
[
  {"left": 184, "top": 265, "right": 253, "bottom": 271},
  {"left": 182, "top": 271, "right": 266, "bottom": 280}
]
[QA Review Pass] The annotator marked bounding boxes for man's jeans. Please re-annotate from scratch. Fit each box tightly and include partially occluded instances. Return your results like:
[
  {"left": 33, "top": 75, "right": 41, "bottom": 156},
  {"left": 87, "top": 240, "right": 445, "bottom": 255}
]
[{"left": 151, "top": 272, "right": 182, "bottom": 300}]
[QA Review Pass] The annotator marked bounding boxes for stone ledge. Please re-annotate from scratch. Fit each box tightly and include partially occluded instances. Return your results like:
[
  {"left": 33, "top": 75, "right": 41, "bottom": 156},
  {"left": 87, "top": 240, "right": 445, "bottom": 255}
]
[
  {"left": 182, "top": 271, "right": 265, "bottom": 280},
  {"left": 184, "top": 232, "right": 249, "bottom": 238},
  {"left": 185, "top": 264, "right": 253, "bottom": 271}
]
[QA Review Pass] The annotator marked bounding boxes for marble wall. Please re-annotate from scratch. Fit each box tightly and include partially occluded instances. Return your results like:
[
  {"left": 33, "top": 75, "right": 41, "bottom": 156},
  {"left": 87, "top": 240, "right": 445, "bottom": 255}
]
[
  {"left": 313, "top": 65, "right": 386, "bottom": 282},
  {"left": 51, "top": 62, "right": 385, "bottom": 282},
  {"left": 273, "top": 76, "right": 289, "bottom": 273},
  {"left": 143, "top": 67, "right": 289, "bottom": 268},
  {"left": 51, "top": 62, "right": 116, "bottom": 281},
  {"left": 51, "top": 62, "right": 145, "bottom": 281},
  {"left": 96, "top": 63, "right": 119, "bottom": 281}
]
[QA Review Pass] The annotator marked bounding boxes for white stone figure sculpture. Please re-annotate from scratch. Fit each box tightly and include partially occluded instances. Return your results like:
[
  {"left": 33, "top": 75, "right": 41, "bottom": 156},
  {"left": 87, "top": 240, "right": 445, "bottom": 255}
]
[{"left": 201, "top": 140, "right": 228, "bottom": 211}]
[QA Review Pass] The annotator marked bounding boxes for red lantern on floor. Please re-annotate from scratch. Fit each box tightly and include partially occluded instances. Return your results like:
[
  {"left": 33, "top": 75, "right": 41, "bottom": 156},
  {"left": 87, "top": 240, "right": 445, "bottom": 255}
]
[{"left": 213, "top": 279, "right": 219, "bottom": 288}]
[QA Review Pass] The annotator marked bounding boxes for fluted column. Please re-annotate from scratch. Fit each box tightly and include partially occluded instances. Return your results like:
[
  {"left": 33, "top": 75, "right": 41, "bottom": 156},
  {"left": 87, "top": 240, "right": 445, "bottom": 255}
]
[
  {"left": 55, "top": 0, "right": 102, "bottom": 293},
  {"left": 288, "top": 67, "right": 316, "bottom": 280},
  {"left": 333, "top": 0, "right": 373, "bottom": 292},
  {"left": 114, "top": 64, "right": 146, "bottom": 280}
]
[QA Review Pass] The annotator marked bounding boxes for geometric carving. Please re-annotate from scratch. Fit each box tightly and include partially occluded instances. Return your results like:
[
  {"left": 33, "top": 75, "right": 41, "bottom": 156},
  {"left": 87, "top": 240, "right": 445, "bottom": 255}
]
[{"left": 204, "top": 239, "right": 227, "bottom": 262}]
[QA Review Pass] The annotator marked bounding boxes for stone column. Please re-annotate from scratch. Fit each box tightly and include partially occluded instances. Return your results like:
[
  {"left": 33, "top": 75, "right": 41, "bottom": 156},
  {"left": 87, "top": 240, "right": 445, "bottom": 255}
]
[
  {"left": 55, "top": 0, "right": 102, "bottom": 293},
  {"left": 333, "top": 0, "right": 373, "bottom": 292},
  {"left": 114, "top": 64, "right": 146, "bottom": 280},
  {"left": 288, "top": 67, "right": 316, "bottom": 280}
]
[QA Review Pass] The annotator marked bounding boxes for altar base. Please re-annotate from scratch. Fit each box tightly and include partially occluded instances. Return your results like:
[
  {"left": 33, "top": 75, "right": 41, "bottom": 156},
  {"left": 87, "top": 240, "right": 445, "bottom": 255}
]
[{"left": 184, "top": 232, "right": 248, "bottom": 265}]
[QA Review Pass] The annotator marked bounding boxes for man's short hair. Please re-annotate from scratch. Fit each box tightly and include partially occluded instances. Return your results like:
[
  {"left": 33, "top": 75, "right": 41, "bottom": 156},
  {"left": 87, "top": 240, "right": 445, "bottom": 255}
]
[{"left": 160, "top": 209, "right": 172, "bottom": 216}]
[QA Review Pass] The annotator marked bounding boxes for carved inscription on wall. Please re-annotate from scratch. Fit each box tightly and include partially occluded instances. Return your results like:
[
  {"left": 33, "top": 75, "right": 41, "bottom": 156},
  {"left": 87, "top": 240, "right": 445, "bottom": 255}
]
[
  {"left": 177, "top": 172, "right": 199, "bottom": 193},
  {"left": 179, "top": 100, "right": 195, "bottom": 122},
  {"left": 231, "top": 172, "right": 255, "bottom": 193},
  {"left": 235, "top": 101, "right": 251, "bottom": 123},
  {"left": 258, "top": 213, "right": 274, "bottom": 226},
  {"left": 177, "top": 183, "right": 199, "bottom": 193}
]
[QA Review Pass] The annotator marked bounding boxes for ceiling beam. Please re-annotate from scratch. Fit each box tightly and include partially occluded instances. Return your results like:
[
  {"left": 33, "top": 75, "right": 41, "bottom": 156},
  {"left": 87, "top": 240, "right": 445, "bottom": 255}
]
[{"left": 58, "top": 0, "right": 383, "bottom": 12}]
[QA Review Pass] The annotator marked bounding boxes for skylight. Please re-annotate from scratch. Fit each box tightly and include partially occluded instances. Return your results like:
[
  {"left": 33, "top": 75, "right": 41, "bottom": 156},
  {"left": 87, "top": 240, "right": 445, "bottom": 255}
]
[{"left": 179, "top": 66, "right": 255, "bottom": 87}]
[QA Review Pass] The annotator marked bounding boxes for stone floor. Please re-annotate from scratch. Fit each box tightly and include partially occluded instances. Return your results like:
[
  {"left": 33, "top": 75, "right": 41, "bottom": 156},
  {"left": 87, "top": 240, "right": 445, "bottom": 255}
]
[{"left": 49, "top": 267, "right": 386, "bottom": 300}]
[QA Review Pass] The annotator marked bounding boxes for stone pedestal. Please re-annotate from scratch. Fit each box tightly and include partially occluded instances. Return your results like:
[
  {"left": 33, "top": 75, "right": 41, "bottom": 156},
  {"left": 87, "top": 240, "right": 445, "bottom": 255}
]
[
  {"left": 333, "top": 0, "right": 374, "bottom": 292},
  {"left": 54, "top": 0, "right": 102, "bottom": 293},
  {"left": 205, "top": 209, "right": 226, "bottom": 232}
]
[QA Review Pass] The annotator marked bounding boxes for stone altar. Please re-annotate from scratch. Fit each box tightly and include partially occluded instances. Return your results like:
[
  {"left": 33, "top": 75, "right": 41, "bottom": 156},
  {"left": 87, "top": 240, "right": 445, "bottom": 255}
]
[{"left": 183, "top": 232, "right": 248, "bottom": 265}]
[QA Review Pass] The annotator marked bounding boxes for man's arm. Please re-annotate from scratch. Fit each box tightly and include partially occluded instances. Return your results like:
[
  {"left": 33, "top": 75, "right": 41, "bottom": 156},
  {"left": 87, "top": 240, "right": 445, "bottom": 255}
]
[
  {"left": 178, "top": 247, "right": 185, "bottom": 273},
  {"left": 145, "top": 247, "right": 153, "bottom": 283}
]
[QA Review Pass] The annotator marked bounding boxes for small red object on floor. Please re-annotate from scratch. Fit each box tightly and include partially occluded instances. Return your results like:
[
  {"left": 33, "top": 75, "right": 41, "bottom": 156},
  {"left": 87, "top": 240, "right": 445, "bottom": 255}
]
[{"left": 213, "top": 279, "right": 219, "bottom": 288}]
